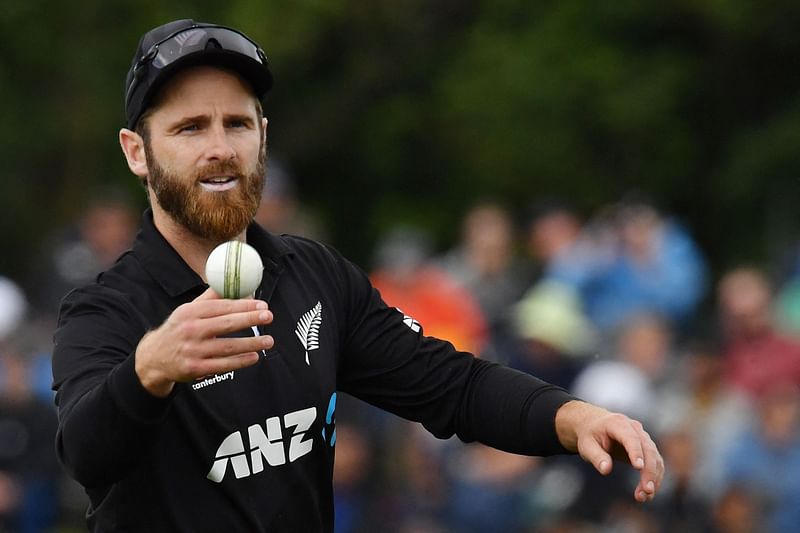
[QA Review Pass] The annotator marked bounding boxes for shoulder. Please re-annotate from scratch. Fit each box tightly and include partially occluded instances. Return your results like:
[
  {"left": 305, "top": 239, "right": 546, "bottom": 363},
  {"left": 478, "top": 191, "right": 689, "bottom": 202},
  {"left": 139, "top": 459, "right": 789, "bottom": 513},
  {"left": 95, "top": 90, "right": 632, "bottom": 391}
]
[
  {"left": 57, "top": 281, "right": 140, "bottom": 330},
  {"left": 280, "top": 235, "right": 345, "bottom": 262},
  {"left": 278, "top": 235, "right": 367, "bottom": 281},
  {"left": 53, "top": 282, "right": 145, "bottom": 384},
  {"left": 275, "top": 235, "right": 379, "bottom": 317},
  {"left": 57, "top": 249, "right": 156, "bottom": 331}
]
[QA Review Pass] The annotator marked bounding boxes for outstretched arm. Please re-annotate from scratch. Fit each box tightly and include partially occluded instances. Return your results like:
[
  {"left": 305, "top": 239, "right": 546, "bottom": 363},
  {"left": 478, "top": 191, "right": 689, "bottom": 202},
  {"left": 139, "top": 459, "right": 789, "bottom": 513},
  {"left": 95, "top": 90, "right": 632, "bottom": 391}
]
[{"left": 555, "top": 400, "right": 664, "bottom": 502}]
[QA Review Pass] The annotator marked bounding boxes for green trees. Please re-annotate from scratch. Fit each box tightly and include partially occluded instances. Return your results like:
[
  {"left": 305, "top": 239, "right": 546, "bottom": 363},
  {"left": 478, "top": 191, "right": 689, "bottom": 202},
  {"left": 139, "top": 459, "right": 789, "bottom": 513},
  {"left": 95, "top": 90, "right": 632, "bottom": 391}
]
[{"left": 3, "top": 1, "right": 800, "bottom": 277}]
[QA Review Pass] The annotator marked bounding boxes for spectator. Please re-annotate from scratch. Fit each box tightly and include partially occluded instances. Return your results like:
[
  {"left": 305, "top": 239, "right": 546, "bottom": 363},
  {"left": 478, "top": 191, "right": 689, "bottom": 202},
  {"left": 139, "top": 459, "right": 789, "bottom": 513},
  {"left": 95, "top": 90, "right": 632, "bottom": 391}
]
[
  {"left": 547, "top": 195, "right": 707, "bottom": 336},
  {"left": 775, "top": 280, "right": 800, "bottom": 338},
  {"left": 509, "top": 280, "right": 595, "bottom": 389},
  {"left": 710, "top": 484, "right": 761, "bottom": 533},
  {"left": 720, "top": 382, "right": 800, "bottom": 532},
  {"left": 370, "top": 226, "right": 488, "bottom": 355},
  {"left": 525, "top": 199, "right": 584, "bottom": 279},
  {"left": 254, "top": 157, "right": 326, "bottom": 240},
  {"left": 332, "top": 423, "right": 380, "bottom": 533},
  {"left": 717, "top": 266, "right": 800, "bottom": 397},
  {"left": 571, "top": 313, "right": 675, "bottom": 428},
  {"left": 445, "top": 444, "right": 538, "bottom": 533},
  {"left": 658, "top": 340, "right": 753, "bottom": 500},
  {"left": 770, "top": 237, "right": 800, "bottom": 337},
  {"left": 390, "top": 425, "right": 450, "bottom": 532},
  {"left": 438, "top": 202, "right": 529, "bottom": 358},
  {"left": 0, "top": 277, "right": 27, "bottom": 343},
  {"left": 649, "top": 427, "right": 713, "bottom": 533},
  {"left": 29, "top": 187, "right": 137, "bottom": 319},
  {"left": 0, "top": 348, "right": 60, "bottom": 533}
]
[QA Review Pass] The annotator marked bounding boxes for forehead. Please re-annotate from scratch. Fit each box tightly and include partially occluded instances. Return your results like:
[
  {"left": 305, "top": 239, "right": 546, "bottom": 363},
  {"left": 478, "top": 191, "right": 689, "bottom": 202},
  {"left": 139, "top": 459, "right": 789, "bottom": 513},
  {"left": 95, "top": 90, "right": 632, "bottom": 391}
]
[{"left": 149, "top": 65, "right": 259, "bottom": 120}]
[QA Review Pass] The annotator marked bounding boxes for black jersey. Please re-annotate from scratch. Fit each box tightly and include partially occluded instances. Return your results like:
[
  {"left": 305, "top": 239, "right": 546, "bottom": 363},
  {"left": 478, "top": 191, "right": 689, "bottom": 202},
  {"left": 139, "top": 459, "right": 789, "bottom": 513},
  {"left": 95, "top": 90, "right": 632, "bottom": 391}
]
[{"left": 52, "top": 209, "right": 575, "bottom": 532}]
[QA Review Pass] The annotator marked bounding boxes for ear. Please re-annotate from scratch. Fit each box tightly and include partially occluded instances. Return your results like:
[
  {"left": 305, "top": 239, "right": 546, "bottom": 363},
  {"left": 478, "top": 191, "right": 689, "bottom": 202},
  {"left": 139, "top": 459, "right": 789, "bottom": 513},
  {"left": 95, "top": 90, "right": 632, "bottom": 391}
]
[
  {"left": 262, "top": 117, "right": 268, "bottom": 144},
  {"left": 119, "top": 128, "right": 149, "bottom": 179}
]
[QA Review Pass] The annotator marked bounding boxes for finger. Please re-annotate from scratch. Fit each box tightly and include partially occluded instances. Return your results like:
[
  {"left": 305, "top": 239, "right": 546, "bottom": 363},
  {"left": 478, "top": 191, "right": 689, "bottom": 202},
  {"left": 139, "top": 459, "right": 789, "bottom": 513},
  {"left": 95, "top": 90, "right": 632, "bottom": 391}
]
[
  {"left": 635, "top": 477, "right": 657, "bottom": 503},
  {"left": 634, "top": 434, "right": 664, "bottom": 502},
  {"left": 195, "top": 287, "right": 222, "bottom": 301},
  {"left": 578, "top": 436, "right": 614, "bottom": 476},
  {"left": 198, "top": 285, "right": 263, "bottom": 304},
  {"left": 200, "top": 334, "right": 274, "bottom": 359},
  {"left": 612, "top": 420, "right": 646, "bottom": 472},
  {"left": 201, "top": 308, "right": 273, "bottom": 336},
  {"left": 192, "top": 298, "right": 269, "bottom": 319},
  {"left": 188, "top": 352, "right": 261, "bottom": 379}
]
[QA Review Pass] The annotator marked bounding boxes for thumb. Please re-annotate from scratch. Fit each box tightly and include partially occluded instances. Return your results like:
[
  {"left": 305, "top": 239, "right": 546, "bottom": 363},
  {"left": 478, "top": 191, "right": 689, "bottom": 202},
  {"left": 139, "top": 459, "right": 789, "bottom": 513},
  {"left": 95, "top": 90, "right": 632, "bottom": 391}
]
[
  {"left": 195, "top": 287, "right": 222, "bottom": 301},
  {"left": 579, "top": 438, "right": 614, "bottom": 476}
]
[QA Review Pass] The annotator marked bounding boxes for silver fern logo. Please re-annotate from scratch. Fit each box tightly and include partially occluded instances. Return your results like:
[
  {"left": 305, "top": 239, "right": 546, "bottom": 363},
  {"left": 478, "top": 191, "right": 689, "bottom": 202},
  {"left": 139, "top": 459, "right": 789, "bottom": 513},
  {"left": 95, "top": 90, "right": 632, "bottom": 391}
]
[{"left": 295, "top": 301, "right": 322, "bottom": 365}]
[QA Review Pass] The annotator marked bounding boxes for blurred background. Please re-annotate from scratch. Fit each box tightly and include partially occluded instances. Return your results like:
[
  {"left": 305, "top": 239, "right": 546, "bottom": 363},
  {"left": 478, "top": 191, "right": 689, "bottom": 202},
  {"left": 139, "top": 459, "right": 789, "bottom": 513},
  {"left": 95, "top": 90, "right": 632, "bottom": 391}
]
[{"left": 3, "top": 0, "right": 800, "bottom": 531}]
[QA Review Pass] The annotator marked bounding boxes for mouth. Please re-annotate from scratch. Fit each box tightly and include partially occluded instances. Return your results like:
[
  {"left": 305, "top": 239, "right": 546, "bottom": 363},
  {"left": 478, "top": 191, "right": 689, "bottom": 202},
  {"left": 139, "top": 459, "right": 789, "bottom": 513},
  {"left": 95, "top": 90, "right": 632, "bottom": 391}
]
[{"left": 198, "top": 176, "right": 239, "bottom": 192}]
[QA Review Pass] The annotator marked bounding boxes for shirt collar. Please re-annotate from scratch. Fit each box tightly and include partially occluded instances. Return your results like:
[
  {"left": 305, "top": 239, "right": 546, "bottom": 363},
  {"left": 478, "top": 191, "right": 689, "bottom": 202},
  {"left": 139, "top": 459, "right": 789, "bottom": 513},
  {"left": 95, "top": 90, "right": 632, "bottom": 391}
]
[{"left": 133, "top": 208, "right": 292, "bottom": 298}]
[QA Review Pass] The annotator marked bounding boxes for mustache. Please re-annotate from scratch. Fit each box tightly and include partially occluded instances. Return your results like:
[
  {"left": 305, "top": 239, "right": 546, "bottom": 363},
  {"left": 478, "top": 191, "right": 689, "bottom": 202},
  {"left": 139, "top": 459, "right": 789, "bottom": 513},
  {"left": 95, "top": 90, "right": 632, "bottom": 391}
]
[{"left": 194, "top": 161, "right": 246, "bottom": 182}]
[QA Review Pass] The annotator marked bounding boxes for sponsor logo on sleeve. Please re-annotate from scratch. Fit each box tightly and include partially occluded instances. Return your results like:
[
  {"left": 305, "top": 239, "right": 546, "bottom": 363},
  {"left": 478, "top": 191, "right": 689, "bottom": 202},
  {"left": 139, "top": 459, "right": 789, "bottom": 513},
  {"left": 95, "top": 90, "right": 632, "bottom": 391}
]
[{"left": 396, "top": 307, "right": 421, "bottom": 333}]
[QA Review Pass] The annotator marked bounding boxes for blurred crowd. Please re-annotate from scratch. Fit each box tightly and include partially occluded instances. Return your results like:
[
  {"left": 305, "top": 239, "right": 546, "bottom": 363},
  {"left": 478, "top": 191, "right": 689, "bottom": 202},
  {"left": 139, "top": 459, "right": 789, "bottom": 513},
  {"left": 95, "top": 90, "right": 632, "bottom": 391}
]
[{"left": 2, "top": 163, "right": 800, "bottom": 532}]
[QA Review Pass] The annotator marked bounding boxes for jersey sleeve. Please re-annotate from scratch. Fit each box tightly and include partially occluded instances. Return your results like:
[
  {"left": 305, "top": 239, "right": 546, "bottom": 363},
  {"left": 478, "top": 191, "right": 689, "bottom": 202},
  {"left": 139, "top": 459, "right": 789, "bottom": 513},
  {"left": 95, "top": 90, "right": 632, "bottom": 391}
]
[
  {"left": 330, "top": 249, "right": 577, "bottom": 456},
  {"left": 52, "top": 285, "right": 173, "bottom": 488}
]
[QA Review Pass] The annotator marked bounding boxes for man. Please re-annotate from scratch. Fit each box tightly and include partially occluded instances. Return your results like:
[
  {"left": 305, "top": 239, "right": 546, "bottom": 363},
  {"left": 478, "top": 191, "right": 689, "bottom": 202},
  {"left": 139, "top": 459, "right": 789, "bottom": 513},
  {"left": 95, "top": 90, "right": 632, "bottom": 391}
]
[{"left": 52, "top": 19, "right": 663, "bottom": 532}]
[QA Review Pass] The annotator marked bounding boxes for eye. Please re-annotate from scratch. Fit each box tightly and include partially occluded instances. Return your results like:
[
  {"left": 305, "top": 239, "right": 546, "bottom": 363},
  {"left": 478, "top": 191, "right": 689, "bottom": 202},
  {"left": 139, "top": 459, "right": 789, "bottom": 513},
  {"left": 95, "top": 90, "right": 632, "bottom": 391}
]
[
  {"left": 179, "top": 123, "right": 199, "bottom": 133},
  {"left": 227, "top": 119, "right": 247, "bottom": 129}
]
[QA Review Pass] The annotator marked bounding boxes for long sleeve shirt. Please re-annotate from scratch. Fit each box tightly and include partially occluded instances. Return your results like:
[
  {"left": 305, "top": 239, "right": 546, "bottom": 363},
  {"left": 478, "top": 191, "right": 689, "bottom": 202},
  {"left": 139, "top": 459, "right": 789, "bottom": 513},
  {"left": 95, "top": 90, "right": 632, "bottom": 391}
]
[{"left": 52, "top": 209, "right": 575, "bottom": 532}]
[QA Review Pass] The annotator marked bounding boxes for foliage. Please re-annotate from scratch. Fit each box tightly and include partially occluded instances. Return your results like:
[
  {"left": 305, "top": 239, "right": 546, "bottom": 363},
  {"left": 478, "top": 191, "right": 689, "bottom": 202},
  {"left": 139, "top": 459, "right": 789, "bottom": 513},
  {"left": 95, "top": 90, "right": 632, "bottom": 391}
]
[{"left": 3, "top": 0, "right": 800, "bottom": 280}]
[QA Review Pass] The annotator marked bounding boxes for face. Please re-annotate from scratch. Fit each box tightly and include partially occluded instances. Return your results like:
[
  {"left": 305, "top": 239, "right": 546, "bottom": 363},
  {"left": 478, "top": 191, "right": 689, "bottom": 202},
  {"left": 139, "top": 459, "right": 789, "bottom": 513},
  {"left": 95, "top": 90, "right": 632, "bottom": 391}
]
[
  {"left": 139, "top": 66, "right": 266, "bottom": 242},
  {"left": 717, "top": 268, "right": 772, "bottom": 337}
]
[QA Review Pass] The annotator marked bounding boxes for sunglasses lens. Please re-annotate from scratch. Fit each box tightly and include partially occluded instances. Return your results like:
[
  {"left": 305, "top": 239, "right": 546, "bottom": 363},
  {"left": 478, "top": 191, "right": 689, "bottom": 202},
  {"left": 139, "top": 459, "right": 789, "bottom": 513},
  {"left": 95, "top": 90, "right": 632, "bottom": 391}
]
[{"left": 151, "top": 27, "right": 263, "bottom": 69}]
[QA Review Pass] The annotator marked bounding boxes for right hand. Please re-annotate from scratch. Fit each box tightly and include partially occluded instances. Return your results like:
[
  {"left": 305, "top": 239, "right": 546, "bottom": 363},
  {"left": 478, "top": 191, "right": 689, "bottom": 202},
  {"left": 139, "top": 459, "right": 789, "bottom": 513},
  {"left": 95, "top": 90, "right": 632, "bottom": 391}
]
[{"left": 135, "top": 288, "right": 274, "bottom": 397}]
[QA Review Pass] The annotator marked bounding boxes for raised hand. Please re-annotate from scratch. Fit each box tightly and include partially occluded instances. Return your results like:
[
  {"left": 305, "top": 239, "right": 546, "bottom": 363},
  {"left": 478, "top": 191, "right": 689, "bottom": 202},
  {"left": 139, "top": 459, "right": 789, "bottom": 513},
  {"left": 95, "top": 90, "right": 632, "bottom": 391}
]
[{"left": 135, "top": 288, "right": 274, "bottom": 397}]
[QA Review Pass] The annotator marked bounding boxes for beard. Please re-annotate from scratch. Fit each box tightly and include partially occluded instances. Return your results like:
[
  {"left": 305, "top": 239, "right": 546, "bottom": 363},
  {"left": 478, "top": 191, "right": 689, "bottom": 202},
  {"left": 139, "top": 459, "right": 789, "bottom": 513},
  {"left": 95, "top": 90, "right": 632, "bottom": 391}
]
[{"left": 145, "top": 141, "right": 266, "bottom": 242}]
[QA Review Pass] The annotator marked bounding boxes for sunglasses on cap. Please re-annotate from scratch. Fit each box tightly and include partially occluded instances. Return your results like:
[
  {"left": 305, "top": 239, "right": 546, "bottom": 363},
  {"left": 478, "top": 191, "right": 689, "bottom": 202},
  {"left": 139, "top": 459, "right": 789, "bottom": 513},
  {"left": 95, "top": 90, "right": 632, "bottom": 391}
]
[{"left": 125, "top": 23, "right": 269, "bottom": 118}]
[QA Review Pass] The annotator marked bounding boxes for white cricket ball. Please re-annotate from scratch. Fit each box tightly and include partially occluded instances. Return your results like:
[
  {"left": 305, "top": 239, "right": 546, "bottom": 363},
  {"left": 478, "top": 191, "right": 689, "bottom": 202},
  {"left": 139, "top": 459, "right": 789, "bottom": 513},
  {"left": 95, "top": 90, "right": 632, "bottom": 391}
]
[{"left": 205, "top": 241, "right": 264, "bottom": 299}]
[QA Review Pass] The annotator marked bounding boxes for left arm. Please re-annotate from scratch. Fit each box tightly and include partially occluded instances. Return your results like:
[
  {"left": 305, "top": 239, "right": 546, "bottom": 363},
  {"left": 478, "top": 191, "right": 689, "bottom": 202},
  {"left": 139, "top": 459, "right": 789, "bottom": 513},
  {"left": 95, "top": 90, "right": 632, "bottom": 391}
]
[
  {"left": 320, "top": 243, "right": 663, "bottom": 501},
  {"left": 316, "top": 242, "right": 575, "bottom": 454}
]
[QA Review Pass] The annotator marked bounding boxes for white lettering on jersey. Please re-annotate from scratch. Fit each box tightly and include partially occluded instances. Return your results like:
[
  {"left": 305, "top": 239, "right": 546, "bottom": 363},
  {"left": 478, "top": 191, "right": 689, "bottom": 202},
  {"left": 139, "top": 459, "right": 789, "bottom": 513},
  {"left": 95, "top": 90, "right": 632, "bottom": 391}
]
[
  {"left": 284, "top": 407, "right": 316, "bottom": 462},
  {"left": 248, "top": 416, "right": 286, "bottom": 474},
  {"left": 192, "top": 371, "right": 235, "bottom": 391},
  {"left": 206, "top": 406, "right": 318, "bottom": 483},
  {"left": 206, "top": 432, "right": 248, "bottom": 482}
]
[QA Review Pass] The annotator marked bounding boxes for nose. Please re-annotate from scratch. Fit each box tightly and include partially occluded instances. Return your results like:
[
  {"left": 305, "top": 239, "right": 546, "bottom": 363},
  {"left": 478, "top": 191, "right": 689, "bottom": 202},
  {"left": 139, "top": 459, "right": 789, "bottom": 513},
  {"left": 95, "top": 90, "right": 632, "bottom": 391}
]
[{"left": 204, "top": 123, "right": 237, "bottom": 161}]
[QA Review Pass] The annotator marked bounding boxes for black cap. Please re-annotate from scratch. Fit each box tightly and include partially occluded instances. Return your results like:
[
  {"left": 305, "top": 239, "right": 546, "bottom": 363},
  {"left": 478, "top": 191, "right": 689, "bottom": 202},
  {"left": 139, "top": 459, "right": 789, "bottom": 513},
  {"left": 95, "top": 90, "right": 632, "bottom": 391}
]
[{"left": 124, "top": 19, "right": 273, "bottom": 130}]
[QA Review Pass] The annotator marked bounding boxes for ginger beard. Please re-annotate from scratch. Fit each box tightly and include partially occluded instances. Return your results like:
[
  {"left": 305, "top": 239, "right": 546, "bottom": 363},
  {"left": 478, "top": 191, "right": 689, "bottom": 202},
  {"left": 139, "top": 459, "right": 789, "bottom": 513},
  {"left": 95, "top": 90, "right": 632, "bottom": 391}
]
[{"left": 145, "top": 138, "right": 266, "bottom": 242}]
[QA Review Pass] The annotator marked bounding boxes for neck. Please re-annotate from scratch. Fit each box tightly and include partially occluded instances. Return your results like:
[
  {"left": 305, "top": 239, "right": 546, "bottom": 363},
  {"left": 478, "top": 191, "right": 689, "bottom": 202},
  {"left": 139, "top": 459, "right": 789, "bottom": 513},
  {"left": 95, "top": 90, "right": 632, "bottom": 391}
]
[{"left": 150, "top": 202, "right": 246, "bottom": 280}]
